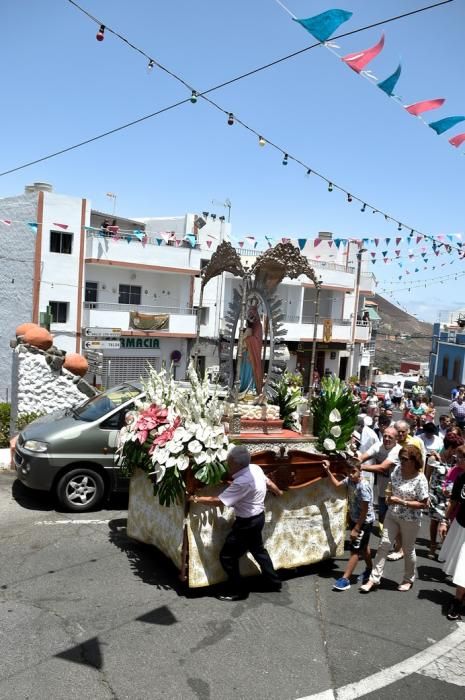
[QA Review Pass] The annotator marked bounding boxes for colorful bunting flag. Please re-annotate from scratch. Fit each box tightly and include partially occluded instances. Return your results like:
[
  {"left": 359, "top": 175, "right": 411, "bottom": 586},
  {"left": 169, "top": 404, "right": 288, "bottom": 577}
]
[
  {"left": 405, "top": 98, "right": 445, "bottom": 116},
  {"left": 429, "top": 116, "right": 465, "bottom": 135},
  {"left": 449, "top": 133, "right": 465, "bottom": 148},
  {"left": 297, "top": 239, "right": 307, "bottom": 251},
  {"left": 377, "top": 63, "right": 401, "bottom": 96},
  {"left": 27, "top": 222, "right": 38, "bottom": 233},
  {"left": 0, "top": 219, "right": 12, "bottom": 226},
  {"left": 185, "top": 234, "right": 197, "bottom": 248},
  {"left": 293, "top": 9, "right": 353, "bottom": 43},
  {"left": 206, "top": 240, "right": 212, "bottom": 249},
  {"left": 342, "top": 33, "right": 385, "bottom": 74},
  {"left": 52, "top": 222, "right": 69, "bottom": 230}
]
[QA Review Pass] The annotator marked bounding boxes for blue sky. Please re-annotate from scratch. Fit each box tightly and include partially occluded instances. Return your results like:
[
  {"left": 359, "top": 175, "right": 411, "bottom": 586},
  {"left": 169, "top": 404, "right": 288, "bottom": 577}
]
[{"left": 1, "top": 0, "right": 464, "bottom": 322}]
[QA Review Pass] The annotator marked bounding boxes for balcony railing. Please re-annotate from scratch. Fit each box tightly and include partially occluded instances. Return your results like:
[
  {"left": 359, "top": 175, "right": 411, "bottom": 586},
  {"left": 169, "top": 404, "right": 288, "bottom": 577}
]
[
  {"left": 86, "top": 229, "right": 200, "bottom": 249},
  {"left": 235, "top": 248, "right": 355, "bottom": 274},
  {"left": 84, "top": 301, "right": 197, "bottom": 315}
]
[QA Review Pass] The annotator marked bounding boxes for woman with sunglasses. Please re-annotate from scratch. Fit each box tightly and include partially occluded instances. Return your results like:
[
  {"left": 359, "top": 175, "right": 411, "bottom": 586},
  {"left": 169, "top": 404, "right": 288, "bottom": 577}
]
[
  {"left": 438, "top": 446, "right": 465, "bottom": 620},
  {"left": 360, "top": 445, "right": 428, "bottom": 593}
]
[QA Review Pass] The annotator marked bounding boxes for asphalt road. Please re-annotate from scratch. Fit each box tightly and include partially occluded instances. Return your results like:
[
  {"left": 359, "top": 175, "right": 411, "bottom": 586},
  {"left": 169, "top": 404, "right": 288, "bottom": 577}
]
[{"left": 0, "top": 470, "right": 463, "bottom": 700}]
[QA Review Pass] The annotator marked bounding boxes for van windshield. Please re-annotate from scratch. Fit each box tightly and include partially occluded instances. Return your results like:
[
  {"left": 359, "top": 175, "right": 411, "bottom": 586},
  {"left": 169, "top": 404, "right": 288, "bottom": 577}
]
[{"left": 74, "top": 385, "right": 141, "bottom": 422}]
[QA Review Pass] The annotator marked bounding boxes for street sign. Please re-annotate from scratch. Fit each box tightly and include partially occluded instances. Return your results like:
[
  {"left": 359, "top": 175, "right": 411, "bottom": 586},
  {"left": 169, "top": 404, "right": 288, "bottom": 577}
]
[
  {"left": 85, "top": 350, "right": 103, "bottom": 361},
  {"left": 87, "top": 363, "right": 103, "bottom": 374},
  {"left": 84, "top": 340, "right": 121, "bottom": 350},
  {"left": 84, "top": 327, "right": 122, "bottom": 338}
]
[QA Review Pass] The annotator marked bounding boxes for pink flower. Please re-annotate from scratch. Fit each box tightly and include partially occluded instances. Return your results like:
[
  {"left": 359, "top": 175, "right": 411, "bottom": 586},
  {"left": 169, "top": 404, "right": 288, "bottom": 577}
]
[
  {"left": 134, "top": 404, "right": 169, "bottom": 444},
  {"left": 152, "top": 416, "right": 181, "bottom": 448}
]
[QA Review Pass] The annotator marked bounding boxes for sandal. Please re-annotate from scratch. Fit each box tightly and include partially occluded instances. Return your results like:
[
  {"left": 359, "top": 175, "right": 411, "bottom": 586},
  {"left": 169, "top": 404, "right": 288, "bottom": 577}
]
[
  {"left": 360, "top": 580, "right": 378, "bottom": 594},
  {"left": 397, "top": 581, "right": 414, "bottom": 592},
  {"left": 387, "top": 551, "right": 404, "bottom": 561}
]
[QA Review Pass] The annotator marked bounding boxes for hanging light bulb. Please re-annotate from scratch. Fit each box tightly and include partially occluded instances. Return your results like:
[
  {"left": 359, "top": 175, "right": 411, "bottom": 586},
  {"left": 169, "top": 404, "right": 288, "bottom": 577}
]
[
  {"left": 361, "top": 203, "right": 366, "bottom": 212},
  {"left": 96, "top": 25, "right": 105, "bottom": 41},
  {"left": 328, "top": 182, "right": 333, "bottom": 192},
  {"left": 347, "top": 193, "right": 352, "bottom": 203},
  {"left": 147, "top": 59, "right": 155, "bottom": 72},
  {"left": 306, "top": 169, "right": 312, "bottom": 176},
  {"left": 258, "top": 135, "right": 266, "bottom": 147},
  {"left": 398, "top": 222, "right": 402, "bottom": 231},
  {"left": 190, "top": 91, "right": 198, "bottom": 103},
  {"left": 282, "top": 153, "right": 288, "bottom": 166},
  {"left": 227, "top": 113, "right": 234, "bottom": 126}
]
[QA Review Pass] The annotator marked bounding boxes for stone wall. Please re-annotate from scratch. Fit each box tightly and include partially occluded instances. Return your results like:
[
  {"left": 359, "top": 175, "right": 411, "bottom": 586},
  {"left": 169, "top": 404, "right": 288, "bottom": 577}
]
[{"left": 13, "top": 343, "right": 97, "bottom": 418}]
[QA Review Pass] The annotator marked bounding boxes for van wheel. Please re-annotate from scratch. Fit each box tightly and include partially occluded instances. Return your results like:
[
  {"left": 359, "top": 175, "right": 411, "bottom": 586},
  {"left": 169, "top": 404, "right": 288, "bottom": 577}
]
[{"left": 56, "top": 468, "right": 105, "bottom": 512}]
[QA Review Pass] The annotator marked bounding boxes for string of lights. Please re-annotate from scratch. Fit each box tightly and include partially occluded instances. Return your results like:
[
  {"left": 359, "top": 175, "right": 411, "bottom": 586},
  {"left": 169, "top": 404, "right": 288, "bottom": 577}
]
[{"left": 1, "top": 0, "right": 460, "bottom": 263}]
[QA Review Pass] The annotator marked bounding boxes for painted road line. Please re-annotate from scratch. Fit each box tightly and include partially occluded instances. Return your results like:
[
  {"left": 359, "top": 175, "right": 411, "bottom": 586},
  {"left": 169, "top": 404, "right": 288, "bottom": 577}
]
[
  {"left": 297, "top": 623, "right": 465, "bottom": 700},
  {"left": 35, "top": 519, "right": 111, "bottom": 525}
]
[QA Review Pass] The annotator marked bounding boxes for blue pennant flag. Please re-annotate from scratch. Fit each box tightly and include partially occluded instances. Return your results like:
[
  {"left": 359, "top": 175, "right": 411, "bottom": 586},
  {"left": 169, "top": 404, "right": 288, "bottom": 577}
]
[
  {"left": 297, "top": 238, "right": 307, "bottom": 251},
  {"left": 429, "top": 116, "right": 465, "bottom": 135},
  {"left": 185, "top": 234, "right": 197, "bottom": 248},
  {"left": 27, "top": 222, "right": 38, "bottom": 233},
  {"left": 293, "top": 9, "right": 352, "bottom": 43},
  {"left": 378, "top": 63, "right": 402, "bottom": 96},
  {"left": 156, "top": 238, "right": 163, "bottom": 246},
  {"left": 415, "top": 268, "right": 419, "bottom": 272}
]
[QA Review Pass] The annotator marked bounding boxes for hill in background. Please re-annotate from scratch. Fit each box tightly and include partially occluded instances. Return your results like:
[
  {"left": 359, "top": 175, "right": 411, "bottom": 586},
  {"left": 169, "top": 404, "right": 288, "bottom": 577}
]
[{"left": 372, "top": 294, "right": 433, "bottom": 373}]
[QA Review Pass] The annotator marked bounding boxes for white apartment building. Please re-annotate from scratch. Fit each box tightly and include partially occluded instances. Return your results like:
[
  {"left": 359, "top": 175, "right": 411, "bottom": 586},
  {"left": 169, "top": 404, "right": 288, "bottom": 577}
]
[{"left": 0, "top": 183, "right": 375, "bottom": 399}]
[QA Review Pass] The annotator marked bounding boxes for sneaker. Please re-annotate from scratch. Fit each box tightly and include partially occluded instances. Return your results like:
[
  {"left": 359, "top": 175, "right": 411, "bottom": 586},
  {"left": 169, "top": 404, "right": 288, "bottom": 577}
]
[
  {"left": 446, "top": 601, "right": 462, "bottom": 621},
  {"left": 357, "top": 569, "right": 372, "bottom": 584},
  {"left": 333, "top": 577, "right": 351, "bottom": 591}
]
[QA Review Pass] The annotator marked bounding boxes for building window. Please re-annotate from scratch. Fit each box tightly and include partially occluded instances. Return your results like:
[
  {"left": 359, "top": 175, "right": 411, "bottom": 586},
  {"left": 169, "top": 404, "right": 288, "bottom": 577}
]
[
  {"left": 442, "top": 356, "right": 449, "bottom": 377},
  {"left": 199, "top": 307, "right": 209, "bottom": 325},
  {"left": 50, "top": 230, "right": 73, "bottom": 254},
  {"left": 453, "top": 358, "right": 462, "bottom": 383},
  {"left": 85, "top": 282, "right": 98, "bottom": 308},
  {"left": 49, "top": 301, "right": 69, "bottom": 323},
  {"left": 119, "top": 284, "right": 141, "bottom": 305}
]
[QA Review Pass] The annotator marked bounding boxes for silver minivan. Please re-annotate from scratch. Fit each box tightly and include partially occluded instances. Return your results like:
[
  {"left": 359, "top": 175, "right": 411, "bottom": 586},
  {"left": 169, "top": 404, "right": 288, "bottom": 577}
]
[{"left": 15, "top": 384, "right": 143, "bottom": 511}]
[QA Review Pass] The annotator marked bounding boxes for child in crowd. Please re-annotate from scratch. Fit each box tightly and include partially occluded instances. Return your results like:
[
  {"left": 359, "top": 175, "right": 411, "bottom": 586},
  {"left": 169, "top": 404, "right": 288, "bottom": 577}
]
[{"left": 323, "top": 461, "right": 375, "bottom": 591}]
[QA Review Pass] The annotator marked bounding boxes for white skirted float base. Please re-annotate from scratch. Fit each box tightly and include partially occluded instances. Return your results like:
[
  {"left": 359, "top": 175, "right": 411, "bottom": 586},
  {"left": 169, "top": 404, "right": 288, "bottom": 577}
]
[{"left": 127, "top": 468, "right": 347, "bottom": 588}]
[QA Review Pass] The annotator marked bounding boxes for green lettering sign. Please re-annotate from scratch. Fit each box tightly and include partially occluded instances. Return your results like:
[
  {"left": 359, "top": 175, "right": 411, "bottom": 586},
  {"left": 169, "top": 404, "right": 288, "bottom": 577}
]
[{"left": 120, "top": 338, "right": 160, "bottom": 350}]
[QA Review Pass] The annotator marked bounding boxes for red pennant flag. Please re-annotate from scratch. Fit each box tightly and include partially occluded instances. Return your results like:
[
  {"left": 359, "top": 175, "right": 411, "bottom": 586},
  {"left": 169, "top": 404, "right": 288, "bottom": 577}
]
[
  {"left": 0, "top": 219, "right": 12, "bottom": 226},
  {"left": 238, "top": 241, "right": 244, "bottom": 248},
  {"left": 313, "top": 239, "right": 321, "bottom": 247},
  {"left": 342, "top": 33, "right": 385, "bottom": 73},
  {"left": 395, "top": 250, "right": 401, "bottom": 256},
  {"left": 405, "top": 98, "right": 445, "bottom": 116},
  {"left": 395, "top": 237, "right": 401, "bottom": 245},
  {"left": 206, "top": 240, "right": 212, "bottom": 248},
  {"left": 449, "top": 133, "right": 465, "bottom": 148},
  {"left": 374, "top": 239, "right": 379, "bottom": 247},
  {"left": 52, "top": 222, "right": 69, "bottom": 230},
  {"left": 371, "top": 252, "right": 376, "bottom": 258},
  {"left": 416, "top": 236, "right": 423, "bottom": 244}
]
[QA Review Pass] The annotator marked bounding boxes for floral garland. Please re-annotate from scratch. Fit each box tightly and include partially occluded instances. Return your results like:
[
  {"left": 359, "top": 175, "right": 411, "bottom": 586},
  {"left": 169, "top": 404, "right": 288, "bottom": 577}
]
[{"left": 116, "top": 362, "right": 229, "bottom": 506}]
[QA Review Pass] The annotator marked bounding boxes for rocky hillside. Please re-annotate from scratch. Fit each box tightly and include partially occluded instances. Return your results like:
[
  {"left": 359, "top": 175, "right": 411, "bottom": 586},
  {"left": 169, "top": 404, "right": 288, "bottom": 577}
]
[{"left": 372, "top": 294, "right": 433, "bottom": 373}]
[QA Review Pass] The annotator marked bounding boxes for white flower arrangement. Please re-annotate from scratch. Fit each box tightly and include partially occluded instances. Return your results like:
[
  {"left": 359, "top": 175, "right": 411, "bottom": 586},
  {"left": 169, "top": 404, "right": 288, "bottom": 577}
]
[{"left": 117, "top": 362, "right": 229, "bottom": 506}]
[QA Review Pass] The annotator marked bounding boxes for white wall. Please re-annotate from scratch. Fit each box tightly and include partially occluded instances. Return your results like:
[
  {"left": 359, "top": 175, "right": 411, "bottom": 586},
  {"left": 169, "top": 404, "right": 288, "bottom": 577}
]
[{"left": 0, "top": 192, "right": 37, "bottom": 400}]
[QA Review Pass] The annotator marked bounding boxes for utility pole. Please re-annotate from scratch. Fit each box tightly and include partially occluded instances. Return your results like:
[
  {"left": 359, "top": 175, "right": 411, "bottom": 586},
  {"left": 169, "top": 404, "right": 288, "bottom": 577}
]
[{"left": 348, "top": 242, "right": 366, "bottom": 379}]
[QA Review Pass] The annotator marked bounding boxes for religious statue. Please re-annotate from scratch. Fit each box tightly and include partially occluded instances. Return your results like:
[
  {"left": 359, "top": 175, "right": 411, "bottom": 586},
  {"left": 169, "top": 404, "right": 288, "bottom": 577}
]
[{"left": 239, "top": 303, "right": 263, "bottom": 395}]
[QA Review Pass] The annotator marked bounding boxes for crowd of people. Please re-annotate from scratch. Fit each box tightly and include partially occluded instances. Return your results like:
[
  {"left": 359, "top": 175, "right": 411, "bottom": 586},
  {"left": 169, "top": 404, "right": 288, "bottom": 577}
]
[{"left": 326, "top": 381, "right": 465, "bottom": 622}]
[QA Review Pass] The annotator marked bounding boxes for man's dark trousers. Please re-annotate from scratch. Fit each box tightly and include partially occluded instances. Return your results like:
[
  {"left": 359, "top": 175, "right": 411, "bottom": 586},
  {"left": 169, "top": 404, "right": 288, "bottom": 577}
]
[{"left": 219, "top": 512, "right": 281, "bottom": 591}]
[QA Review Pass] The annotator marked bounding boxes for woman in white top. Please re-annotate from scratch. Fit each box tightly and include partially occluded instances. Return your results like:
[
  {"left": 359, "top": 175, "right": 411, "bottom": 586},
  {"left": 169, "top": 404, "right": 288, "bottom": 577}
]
[{"left": 360, "top": 444, "right": 429, "bottom": 593}]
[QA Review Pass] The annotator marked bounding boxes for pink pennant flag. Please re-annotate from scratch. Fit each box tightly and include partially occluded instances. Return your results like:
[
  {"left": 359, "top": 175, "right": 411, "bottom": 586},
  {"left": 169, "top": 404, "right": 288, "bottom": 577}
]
[
  {"left": 0, "top": 219, "right": 12, "bottom": 226},
  {"left": 374, "top": 238, "right": 379, "bottom": 247},
  {"left": 206, "top": 240, "right": 212, "bottom": 248},
  {"left": 449, "top": 133, "right": 465, "bottom": 148},
  {"left": 395, "top": 250, "right": 401, "bottom": 256},
  {"left": 416, "top": 236, "right": 423, "bottom": 244},
  {"left": 384, "top": 258, "right": 389, "bottom": 264},
  {"left": 313, "top": 238, "right": 321, "bottom": 247},
  {"left": 395, "top": 237, "right": 401, "bottom": 245},
  {"left": 52, "top": 222, "right": 69, "bottom": 230},
  {"left": 328, "top": 241, "right": 333, "bottom": 248},
  {"left": 282, "top": 237, "right": 291, "bottom": 244},
  {"left": 342, "top": 33, "right": 385, "bottom": 74},
  {"left": 238, "top": 241, "right": 244, "bottom": 248},
  {"left": 371, "top": 252, "right": 376, "bottom": 258},
  {"left": 175, "top": 239, "right": 182, "bottom": 247},
  {"left": 405, "top": 98, "right": 445, "bottom": 116},
  {"left": 437, "top": 234, "right": 445, "bottom": 241}
]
